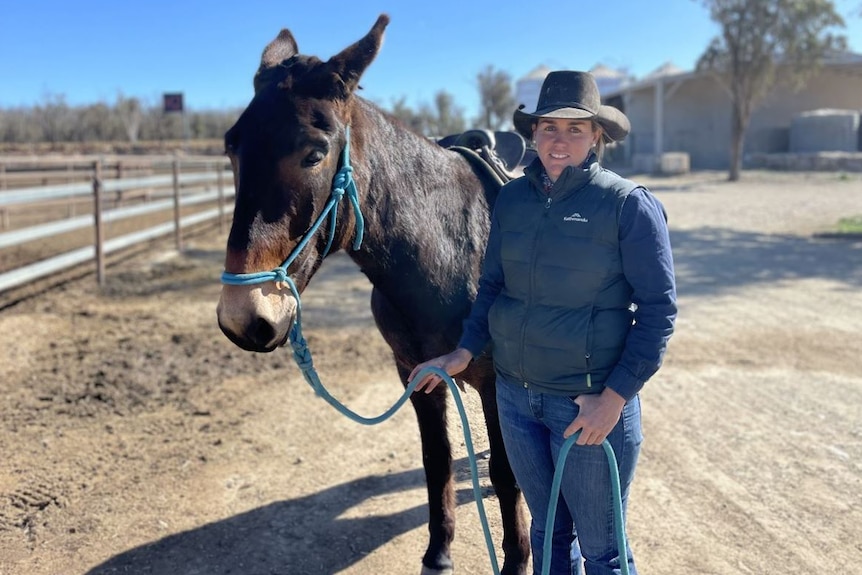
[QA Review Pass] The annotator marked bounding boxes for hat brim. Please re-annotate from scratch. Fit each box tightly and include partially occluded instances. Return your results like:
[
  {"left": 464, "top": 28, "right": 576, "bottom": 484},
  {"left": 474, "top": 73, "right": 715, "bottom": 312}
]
[{"left": 513, "top": 104, "right": 630, "bottom": 143}]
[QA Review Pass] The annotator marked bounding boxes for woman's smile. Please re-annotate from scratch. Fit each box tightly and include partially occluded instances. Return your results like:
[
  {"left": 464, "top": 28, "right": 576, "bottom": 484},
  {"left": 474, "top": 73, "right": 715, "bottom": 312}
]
[{"left": 534, "top": 117, "right": 598, "bottom": 181}]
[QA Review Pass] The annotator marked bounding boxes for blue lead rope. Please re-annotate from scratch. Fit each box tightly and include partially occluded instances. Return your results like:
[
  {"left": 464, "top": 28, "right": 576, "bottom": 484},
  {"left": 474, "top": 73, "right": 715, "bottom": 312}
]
[
  {"left": 287, "top": 288, "right": 629, "bottom": 575},
  {"left": 544, "top": 435, "right": 629, "bottom": 575}
]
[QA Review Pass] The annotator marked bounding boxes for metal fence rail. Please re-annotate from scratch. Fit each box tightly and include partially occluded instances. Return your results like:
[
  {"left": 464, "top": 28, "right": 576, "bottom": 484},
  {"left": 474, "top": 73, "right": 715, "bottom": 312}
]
[
  {"left": 0, "top": 155, "right": 232, "bottom": 294},
  {"left": 0, "top": 188, "right": 233, "bottom": 249},
  {"left": 0, "top": 173, "right": 225, "bottom": 207},
  {"left": 0, "top": 205, "right": 233, "bottom": 293},
  {"left": 0, "top": 155, "right": 218, "bottom": 190}
]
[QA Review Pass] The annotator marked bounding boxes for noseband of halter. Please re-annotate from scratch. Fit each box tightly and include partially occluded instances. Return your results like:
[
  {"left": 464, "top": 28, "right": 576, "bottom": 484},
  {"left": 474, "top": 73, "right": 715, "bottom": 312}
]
[{"left": 220, "top": 125, "right": 365, "bottom": 290}]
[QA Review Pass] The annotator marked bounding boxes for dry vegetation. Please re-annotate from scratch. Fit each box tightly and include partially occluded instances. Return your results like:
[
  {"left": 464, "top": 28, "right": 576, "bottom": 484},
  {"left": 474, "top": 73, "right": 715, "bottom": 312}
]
[{"left": 0, "top": 140, "right": 225, "bottom": 157}]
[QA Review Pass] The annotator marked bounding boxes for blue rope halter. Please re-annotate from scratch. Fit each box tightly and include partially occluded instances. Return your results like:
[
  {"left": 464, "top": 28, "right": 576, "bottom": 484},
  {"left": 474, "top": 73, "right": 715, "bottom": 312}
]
[
  {"left": 220, "top": 125, "right": 365, "bottom": 289},
  {"left": 220, "top": 126, "right": 364, "bottom": 379}
]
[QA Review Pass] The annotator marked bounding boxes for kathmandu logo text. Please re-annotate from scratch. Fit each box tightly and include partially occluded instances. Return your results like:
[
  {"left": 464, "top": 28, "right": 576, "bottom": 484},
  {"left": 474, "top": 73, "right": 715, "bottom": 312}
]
[{"left": 563, "top": 212, "right": 589, "bottom": 223}]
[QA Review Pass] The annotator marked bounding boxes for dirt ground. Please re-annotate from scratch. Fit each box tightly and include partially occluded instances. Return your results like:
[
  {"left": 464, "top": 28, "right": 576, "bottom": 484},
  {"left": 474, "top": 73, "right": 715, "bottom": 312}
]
[{"left": 1, "top": 170, "right": 860, "bottom": 575}]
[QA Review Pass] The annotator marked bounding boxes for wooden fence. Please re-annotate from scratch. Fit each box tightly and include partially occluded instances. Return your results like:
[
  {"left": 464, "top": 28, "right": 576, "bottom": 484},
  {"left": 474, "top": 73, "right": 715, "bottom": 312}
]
[{"left": 0, "top": 155, "right": 234, "bottom": 294}]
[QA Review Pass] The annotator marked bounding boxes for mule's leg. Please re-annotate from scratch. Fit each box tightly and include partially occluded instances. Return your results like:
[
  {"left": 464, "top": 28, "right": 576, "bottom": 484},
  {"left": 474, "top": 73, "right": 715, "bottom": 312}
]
[
  {"left": 479, "top": 377, "right": 530, "bottom": 575},
  {"left": 400, "top": 364, "right": 457, "bottom": 575}
]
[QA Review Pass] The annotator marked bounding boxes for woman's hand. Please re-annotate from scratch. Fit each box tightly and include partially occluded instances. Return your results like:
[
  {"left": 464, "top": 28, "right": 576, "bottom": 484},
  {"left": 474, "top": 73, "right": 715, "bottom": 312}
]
[
  {"left": 409, "top": 348, "right": 473, "bottom": 394},
  {"left": 564, "top": 388, "right": 627, "bottom": 445}
]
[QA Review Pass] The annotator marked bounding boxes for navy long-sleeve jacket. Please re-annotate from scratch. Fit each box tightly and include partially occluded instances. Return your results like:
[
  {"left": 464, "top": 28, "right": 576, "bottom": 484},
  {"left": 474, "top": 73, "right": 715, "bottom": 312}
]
[{"left": 458, "top": 161, "right": 677, "bottom": 401}]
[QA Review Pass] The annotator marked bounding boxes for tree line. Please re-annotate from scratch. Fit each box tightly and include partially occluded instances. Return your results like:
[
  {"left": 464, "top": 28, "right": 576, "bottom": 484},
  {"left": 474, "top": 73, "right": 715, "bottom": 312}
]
[
  {"left": 1, "top": 0, "right": 855, "bottom": 181},
  {"left": 0, "top": 93, "right": 237, "bottom": 145},
  {"left": 0, "top": 66, "right": 516, "bottom": 145}
]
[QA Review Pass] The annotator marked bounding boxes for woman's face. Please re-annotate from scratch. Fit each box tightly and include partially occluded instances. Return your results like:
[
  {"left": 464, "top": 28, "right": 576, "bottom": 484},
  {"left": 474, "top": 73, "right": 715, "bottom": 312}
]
[{"left": 532, "top": 118, "right": 600, "bottom": 181}]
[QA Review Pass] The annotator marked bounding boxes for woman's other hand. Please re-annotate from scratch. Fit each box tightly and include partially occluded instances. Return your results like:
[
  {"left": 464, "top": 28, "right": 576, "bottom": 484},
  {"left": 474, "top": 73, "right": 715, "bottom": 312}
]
[
  {"left": 564, "top": 388, "right": 627, "bottom": 445},
  {"left": 409, "top": 348, "right": 473, "bottom": 394}
]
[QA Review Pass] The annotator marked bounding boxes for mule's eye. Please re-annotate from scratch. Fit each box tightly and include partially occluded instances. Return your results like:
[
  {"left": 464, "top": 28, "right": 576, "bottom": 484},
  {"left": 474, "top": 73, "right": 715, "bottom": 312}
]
[{"left": 303, "top": 150, "right": 326, "bottom": 167}]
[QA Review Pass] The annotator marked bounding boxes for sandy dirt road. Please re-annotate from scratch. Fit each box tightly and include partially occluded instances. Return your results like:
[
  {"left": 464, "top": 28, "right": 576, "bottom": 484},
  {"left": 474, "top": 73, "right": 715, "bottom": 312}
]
[{"left": 0, "top": 170, "right": 860, "bottom": 575}]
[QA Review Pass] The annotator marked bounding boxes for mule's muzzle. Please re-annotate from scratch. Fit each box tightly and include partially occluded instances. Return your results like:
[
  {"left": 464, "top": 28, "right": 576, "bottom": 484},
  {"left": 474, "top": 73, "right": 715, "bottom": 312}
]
[
  {"left": 216, "top": 284, "right": 297, "bottom": 353},
  {"left": 217, "top": 316, "right": 289, "bottom": 353}
]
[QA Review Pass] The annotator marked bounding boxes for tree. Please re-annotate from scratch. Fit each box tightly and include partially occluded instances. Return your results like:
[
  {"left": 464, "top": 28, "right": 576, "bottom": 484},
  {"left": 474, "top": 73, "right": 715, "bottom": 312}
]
[
  {"left": 697, "top": 0, "right": 847, "bottom": 180},
  {"left": 34, "top": 93, "right": 74, "bottom": 144},
  {"left": 385, "top": 92, "right": 466, "bottom": 138},
  {"left": 0, "top": 108, "right": 40, "bottom": 143},
  {"left": 74, "top": 103, "right": 121, "bottom": 141},
  {"left": 476, "top": 65, "right": 515, "bottom": 131},
  {"left": 428, "top": 91, "right": 466, "bottom": 137},
  {"left": 388, "top": 96, "right": 427, "bottom": 134},
  {"left": 115, "top": 93, "right": 143, "bottom": 143}
]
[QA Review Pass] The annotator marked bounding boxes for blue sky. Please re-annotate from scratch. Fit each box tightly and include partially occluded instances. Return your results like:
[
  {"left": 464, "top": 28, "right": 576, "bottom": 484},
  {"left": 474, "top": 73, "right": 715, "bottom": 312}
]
[{"left": 2, "top": 0, "right": 860, "bottom": 121}]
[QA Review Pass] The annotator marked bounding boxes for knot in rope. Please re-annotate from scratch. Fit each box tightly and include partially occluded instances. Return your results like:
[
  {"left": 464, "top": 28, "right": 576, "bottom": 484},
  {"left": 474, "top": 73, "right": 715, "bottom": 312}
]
[
  {"left": 331, "top": 165, "right": 353, "bottom": 197},
  {"left": 272, "top": 267, "right": 289, "bottom": 285},
  {"left": 289, "top": 330, "right": 314, "bottom": 372},
  {"left": 332, "top": 163, "right": 364, "bottom": 250}
]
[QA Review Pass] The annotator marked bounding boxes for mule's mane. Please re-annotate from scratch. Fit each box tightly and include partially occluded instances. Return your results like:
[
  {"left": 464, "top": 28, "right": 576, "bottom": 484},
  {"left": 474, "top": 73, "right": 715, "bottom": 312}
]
[
  {"left": 336, "top": 96, "right": 498, "bottom": 313},
  {"left": 255, "top": 55, "right": 357, "bottom": 101}
]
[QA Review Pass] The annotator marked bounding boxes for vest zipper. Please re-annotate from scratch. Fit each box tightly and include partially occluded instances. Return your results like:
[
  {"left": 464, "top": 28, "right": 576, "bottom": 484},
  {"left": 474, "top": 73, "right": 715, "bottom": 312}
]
[{"left": 585, "top": 312, "right": 594, "bottom": 388}]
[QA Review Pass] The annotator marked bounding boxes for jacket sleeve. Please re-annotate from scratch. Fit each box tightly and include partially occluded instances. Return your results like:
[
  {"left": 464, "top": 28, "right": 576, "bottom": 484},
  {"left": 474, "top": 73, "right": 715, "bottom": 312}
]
[
  {"left": 457, "top": 201, "right": 505, "bottom": 357},
  {"left": 605, "top": 187, "right": 678, "bottom": 400}
]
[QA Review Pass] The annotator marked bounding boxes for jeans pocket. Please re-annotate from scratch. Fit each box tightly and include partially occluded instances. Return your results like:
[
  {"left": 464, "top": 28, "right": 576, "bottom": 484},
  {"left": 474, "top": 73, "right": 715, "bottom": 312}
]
[{"left": 624, "top": 395, "right": 644, "bottom": 446}]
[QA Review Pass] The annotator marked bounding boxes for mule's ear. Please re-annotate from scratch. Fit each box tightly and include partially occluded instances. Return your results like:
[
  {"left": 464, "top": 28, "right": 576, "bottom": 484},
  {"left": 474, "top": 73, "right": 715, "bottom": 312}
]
[
  {"left": 326, "top": 14, "right": 389, "bottom": 96},
  {"left": 254, "top": 29, "right": 299, "bottom": 92}
]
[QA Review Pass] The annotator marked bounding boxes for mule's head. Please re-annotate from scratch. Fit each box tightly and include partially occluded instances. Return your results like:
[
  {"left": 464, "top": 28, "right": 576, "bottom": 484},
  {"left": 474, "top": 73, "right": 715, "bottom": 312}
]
[{"left": 217, "top": 14, "right": 389, "bottom": 352}]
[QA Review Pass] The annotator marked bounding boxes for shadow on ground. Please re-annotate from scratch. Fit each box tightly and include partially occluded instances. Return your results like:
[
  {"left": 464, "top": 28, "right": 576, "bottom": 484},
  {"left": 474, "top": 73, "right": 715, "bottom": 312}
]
[
  {"left": 671, "top": 227, "right": 862, "bottom": 297},
  {"left": 85, "top": 454, "right": 492, "bottom": 575}
]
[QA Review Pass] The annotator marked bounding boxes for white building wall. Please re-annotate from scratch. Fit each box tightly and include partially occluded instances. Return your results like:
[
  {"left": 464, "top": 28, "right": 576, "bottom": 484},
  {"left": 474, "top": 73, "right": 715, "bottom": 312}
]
[{"left": 619, "top": 62, "right": 862, "bottom": 170}]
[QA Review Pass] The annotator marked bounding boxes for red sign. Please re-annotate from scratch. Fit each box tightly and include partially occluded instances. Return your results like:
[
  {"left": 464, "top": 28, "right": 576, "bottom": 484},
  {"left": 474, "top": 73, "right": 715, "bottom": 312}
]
[{"left": 163, "top": 93, "right": 184, "bottom": 113}]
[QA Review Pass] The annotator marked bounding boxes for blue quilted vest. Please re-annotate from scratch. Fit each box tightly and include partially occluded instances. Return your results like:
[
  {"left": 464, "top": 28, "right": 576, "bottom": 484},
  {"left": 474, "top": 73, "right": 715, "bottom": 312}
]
[{"left": 488, "top": 158, "right": 638, "bottom": 395}]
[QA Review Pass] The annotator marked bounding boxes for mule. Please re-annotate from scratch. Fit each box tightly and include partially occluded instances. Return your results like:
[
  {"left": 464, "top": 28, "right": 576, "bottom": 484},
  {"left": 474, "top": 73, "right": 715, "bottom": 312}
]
[{"left": 216, "top": 14, "right": 529, "bottom": 575}]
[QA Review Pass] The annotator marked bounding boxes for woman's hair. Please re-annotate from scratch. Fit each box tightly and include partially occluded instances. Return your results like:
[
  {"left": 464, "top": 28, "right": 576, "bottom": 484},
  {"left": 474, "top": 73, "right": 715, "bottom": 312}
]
[{"left": 592, "top": 121, "right": 606, "bottom": 162}]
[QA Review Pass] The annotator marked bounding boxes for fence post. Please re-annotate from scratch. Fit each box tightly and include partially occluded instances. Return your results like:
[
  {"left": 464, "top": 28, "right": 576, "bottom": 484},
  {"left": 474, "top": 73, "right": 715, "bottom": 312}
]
[
  {"left": 0, "top": 160, "right": 6, "bottom": 230},
  {"left": 217, "top": 162, "right": 226, "bottom": 234},
  {"left": 93, "top": 159, "right": 105, "bottom": 286},
  {"left": 172, "top": 157, "right": 183, "bottom": 251}
]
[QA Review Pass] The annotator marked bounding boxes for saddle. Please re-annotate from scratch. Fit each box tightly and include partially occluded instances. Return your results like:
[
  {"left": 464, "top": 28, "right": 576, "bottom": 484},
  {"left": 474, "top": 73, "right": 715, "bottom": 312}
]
[{"left": 437, "top": 130, "right": 530, "bottom": 186}]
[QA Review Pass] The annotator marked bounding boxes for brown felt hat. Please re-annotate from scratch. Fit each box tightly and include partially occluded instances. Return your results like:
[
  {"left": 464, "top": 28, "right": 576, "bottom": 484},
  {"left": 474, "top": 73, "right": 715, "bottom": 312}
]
[{"left": 513, "top": 70, "right": 630, "bottom": 143}]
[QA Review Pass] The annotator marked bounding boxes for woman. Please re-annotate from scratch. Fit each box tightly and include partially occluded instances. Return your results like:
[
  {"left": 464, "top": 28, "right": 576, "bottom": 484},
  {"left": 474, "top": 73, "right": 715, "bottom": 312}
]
[{"left": 410, "top": 71, "right": 677, "bottom": 575}]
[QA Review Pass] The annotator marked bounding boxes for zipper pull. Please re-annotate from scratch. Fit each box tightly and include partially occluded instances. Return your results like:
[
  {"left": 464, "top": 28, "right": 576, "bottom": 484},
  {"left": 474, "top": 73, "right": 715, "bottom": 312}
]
[{"left": 545, "top": 197, "right": 552, "bottom": 209}]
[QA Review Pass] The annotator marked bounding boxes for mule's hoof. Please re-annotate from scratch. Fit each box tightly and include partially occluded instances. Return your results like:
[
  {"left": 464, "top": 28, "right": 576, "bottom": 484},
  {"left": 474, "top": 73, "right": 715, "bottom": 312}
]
[{"left": 420, "top": 565, "right": 454, "bottom": 575}]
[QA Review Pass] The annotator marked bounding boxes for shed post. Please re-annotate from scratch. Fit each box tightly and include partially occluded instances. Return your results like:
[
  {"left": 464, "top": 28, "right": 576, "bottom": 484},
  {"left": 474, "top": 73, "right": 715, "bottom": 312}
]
[{"left": 654, "top": 78, "right": 665, "bottom": 172}]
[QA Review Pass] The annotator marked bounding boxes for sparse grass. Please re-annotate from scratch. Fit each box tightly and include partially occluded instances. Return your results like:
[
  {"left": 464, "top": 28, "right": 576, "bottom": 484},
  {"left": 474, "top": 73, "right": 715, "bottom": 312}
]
[{"left": 836, "top": 215, "right": 862, "bottom": 234}]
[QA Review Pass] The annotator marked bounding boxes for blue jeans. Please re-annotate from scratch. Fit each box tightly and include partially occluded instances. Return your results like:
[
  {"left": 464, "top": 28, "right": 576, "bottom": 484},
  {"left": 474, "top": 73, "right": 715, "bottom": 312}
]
[{"left": 496, "top": 376, "right": 642, "bottom": 575}]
